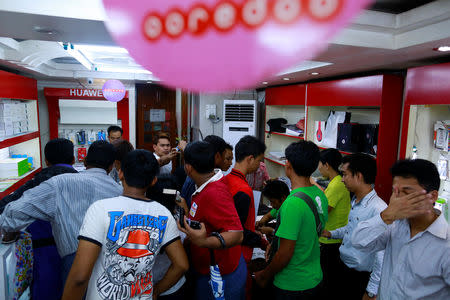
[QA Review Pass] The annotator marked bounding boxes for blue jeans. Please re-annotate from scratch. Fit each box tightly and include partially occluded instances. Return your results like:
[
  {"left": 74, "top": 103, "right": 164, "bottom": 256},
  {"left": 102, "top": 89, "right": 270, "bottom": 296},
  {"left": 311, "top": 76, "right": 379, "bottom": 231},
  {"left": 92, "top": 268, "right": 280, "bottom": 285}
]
[{"left": 195, "top": 255, "right": 247, "bottom": 300}]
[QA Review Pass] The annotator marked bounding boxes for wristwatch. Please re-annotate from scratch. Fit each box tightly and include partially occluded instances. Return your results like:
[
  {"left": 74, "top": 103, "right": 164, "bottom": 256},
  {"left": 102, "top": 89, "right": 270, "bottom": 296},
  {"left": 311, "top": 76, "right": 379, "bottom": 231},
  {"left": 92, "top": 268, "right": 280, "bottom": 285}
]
[{"left": 367, "top": 291, "right": 376, "bottom": 298}]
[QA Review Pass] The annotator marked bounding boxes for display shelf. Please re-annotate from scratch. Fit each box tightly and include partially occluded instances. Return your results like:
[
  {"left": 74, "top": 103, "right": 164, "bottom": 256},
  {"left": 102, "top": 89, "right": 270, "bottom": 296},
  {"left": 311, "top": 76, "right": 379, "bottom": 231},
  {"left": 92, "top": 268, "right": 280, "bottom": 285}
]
[
  {"left": 317, "top": 145, "right": 353, "bottom": 156},
  {"left": 264, "top": 131, "right": 304, "bottom": 140},
  {"left": 305, "top": 106, "right": 380, "bottom": 141},
  {"left": 265, "top": 74, "right": 404, "bottom": 202},
  {"left": 0, "top": 132, "right": 40, "bottom": 149},
  {"left": 401, "top": 63, "right": 450, "bottom": 199},
  {"left": 0, "top": 167, "right": 41, "bottom": 199},
  {"left": 264, "top": 156, "right": 286, "bottom": 166},
  {"left": 0, "top": 70, "right": 41, "bottom": 200}
]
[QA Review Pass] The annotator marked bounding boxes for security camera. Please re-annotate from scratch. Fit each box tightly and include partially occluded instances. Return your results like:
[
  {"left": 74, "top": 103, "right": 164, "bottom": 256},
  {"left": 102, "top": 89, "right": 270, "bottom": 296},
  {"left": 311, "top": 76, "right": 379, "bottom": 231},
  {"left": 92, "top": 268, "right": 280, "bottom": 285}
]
[{"left": 87, "top": 78, "right": 94, "bottom": 85}]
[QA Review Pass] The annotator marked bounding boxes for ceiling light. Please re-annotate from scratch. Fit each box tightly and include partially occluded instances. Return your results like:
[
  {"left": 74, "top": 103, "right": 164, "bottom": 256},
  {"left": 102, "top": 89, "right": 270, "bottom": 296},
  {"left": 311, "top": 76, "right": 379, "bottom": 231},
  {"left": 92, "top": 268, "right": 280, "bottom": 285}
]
[
  {"left": 282, "top": 77, "right": 290, "bottom": 81},
  {"left": 33, "top": 26, "right": 57, "bottom": 35},
  {"left": 75, "top": 44, "right": 129, "bottom": 54},
  {"left": 434, "top": 46, "right": 450, "bottom": 52},
  {"left": 147, "top": 81, "right": 152, "bottom": 84},
  {"left": 262, "top": 81, "right": 268, "bottom": 85},
  {"left": 310, "top": 72, "right": 320, "bottom": 75},
  {"left": 95, "top": 65, "right": 152, "bottom": 74},
  {"left": 277, "top": 60, "right": 333, "bottom": 76},
  {"left": 59, "top": 42, "right": 93, "bottom": 70}
]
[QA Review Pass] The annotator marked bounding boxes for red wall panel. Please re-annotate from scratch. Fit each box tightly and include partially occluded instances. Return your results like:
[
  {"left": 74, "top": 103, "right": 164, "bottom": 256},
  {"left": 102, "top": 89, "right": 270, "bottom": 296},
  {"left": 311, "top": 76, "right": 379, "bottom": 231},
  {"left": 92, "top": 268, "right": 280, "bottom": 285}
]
[
  {"left": 266, "top": 84, "right": 306, "bottom": 105},
  {"left": 376, "top": 74, "right": 405, "bottom": 202},
  {"left": 307, "top": 75, "right": 383, "bottom": 106},
  {"left": 0, "top": 70, "right": 37, "bottom": 100}
]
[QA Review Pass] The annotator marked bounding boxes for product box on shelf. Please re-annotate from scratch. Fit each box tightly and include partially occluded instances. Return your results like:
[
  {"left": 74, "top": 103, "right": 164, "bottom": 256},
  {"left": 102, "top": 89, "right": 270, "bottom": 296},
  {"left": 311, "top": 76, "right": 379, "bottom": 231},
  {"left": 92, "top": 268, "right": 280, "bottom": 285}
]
[
  {"left": 337, "top": 123, "right": 362, "bottom": 153},
  {"left": 0, "top": 158, "right": 30, "bottom": 178}
]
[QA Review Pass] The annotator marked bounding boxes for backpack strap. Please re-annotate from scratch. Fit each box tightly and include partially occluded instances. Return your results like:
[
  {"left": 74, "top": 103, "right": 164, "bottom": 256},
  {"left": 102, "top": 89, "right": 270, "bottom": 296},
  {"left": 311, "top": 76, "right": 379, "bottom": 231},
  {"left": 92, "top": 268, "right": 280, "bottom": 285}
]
[{"left": 292, "top": 191, "right": 323, "bottom": 237}]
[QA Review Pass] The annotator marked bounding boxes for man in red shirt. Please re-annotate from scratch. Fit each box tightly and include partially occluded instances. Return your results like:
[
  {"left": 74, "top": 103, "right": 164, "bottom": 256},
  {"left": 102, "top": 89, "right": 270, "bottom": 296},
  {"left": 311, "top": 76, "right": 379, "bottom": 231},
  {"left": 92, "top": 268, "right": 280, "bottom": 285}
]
[
  {"left": 179, "top": 141, "right": 246, "bottom": 300},
  {"left": 224, "top": 135, "right": 268, "bottom": 299}
]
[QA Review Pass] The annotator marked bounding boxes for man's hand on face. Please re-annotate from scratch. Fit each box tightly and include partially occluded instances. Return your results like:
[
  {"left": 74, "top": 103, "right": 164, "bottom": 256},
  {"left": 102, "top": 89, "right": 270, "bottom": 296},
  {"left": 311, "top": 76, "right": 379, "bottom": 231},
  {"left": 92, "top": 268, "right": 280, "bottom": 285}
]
[{"left": 381, "top": 188, "right": 434, "bottom": 225}]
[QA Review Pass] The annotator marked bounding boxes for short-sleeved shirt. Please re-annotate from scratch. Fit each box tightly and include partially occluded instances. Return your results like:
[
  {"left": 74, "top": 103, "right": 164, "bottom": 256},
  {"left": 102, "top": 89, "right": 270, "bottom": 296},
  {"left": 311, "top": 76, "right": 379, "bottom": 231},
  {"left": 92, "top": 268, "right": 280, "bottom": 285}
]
[
  {"left": 79, "top": 196, "right": 180, "bottom": 300},
  {"left": 319, "top": 175, "right": 351, "bottom": 244},
  {"left": 189, "top": 173, "right": 243, "bottom": 275},
  {"left": 153, "top": 153, "right": 172, "bottom": 175},
  {"left": 270, "top": 209, "right": 278, "bottom": 218},
  {"left": 274, "top": 185, "right": 328, "bottom": 291}
]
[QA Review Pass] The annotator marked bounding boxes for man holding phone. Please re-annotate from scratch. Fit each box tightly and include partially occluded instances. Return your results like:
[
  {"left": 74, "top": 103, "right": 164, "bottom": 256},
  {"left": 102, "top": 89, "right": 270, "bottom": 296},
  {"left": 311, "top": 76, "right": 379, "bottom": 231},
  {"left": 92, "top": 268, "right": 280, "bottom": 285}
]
[
  {"left": 153, "top": 132, "right": 187, "bottom": 175},
  {"left": 178, "top": 141, "right": 246, "bottom": 300}
]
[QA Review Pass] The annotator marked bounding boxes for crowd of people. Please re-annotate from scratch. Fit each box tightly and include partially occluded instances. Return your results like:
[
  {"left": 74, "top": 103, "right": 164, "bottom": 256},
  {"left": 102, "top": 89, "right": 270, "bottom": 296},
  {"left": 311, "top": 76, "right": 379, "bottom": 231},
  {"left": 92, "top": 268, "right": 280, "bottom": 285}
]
[{"left": 0, "top": 126, "right": 448, "bottom": 300}]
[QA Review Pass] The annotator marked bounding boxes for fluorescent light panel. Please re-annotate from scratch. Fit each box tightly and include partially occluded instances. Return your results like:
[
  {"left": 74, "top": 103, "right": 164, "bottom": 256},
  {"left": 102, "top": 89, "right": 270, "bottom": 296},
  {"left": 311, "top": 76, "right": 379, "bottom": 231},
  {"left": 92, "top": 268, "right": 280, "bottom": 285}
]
[
  {"left": 75, "top": 44, "right": 129, "bottom": 54},
  {"left": 277, "top": 60, "right": 333, "bottom": 76},
  {"left": 95, "top": 65, "right": 152, "bottom": 74}
]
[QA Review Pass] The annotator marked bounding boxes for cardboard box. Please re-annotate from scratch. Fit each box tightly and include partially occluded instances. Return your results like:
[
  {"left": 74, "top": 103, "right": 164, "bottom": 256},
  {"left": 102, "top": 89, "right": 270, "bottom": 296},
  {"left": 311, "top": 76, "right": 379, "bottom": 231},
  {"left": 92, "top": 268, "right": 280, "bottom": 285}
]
[{"left": 0, "top": 158, "right": 30, "bottom": 178}]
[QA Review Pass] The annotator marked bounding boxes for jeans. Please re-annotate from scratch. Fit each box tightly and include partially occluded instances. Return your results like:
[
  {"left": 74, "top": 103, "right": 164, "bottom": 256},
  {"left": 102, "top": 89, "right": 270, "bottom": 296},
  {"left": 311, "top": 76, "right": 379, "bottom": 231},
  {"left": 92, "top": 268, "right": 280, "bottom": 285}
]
[{"left": 194, "top": 255, "right": 247, "bottom": 300}]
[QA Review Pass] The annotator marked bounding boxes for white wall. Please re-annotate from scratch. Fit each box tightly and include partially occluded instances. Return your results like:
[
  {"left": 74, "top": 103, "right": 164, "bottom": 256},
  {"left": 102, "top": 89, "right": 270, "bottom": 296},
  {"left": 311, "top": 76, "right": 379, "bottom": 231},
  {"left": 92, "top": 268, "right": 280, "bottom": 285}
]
[
  {"left": 198, "top": 90, "right": 258, "bottom": 139},
  {"left": 36, "top": 80, "right": 136, "bottom": 165}
]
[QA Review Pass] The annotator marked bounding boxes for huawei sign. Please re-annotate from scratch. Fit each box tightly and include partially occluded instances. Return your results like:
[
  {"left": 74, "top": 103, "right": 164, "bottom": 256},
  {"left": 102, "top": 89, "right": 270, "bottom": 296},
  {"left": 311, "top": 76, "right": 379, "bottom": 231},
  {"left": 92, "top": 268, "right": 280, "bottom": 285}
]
[{"left": 142, "top": 0, "right": 343, "bottom": 41}]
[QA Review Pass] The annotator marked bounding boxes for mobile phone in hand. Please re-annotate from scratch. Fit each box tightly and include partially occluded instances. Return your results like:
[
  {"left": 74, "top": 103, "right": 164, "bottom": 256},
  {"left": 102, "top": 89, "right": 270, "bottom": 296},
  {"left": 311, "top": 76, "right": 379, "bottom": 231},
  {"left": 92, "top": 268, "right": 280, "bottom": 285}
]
[{"left": 177, "top": 207, "right": 186, "bottom": 229}]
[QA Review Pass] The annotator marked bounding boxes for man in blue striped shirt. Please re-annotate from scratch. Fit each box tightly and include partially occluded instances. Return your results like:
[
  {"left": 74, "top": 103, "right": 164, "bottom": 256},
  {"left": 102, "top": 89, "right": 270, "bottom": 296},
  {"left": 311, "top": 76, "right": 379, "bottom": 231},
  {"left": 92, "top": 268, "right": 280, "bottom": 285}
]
[{"left": 0, "top": 140, "right": 122, "bottom": 290}]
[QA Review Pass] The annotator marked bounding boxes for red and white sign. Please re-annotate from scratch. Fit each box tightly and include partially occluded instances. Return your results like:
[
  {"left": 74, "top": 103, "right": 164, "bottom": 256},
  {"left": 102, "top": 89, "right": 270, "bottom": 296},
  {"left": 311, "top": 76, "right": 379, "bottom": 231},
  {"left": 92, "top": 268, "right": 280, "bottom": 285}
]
[{"left": 102, "top": 0, "right": 373, "bottom": 91}]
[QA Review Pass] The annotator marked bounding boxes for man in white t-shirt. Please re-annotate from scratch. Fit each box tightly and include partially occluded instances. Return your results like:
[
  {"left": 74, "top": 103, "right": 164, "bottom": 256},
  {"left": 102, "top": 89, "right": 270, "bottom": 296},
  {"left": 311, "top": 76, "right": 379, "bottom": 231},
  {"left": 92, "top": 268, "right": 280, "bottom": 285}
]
[{"left": 62, "top": 150, "right": 188, "bottom": 300}]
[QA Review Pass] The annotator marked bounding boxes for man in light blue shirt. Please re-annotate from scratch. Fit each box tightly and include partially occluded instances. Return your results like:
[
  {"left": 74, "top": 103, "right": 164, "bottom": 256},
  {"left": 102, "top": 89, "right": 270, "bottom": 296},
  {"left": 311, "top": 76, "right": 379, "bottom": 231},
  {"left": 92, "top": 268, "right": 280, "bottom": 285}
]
[
  {"left": 352, "top": 159, "right": 449, "bottom": 300},
  {"left": 0, "top": 141, "right": 122, "bottom": 288},
  {"left": 322, "top": 153, "right": 386, "bottom": 300}
]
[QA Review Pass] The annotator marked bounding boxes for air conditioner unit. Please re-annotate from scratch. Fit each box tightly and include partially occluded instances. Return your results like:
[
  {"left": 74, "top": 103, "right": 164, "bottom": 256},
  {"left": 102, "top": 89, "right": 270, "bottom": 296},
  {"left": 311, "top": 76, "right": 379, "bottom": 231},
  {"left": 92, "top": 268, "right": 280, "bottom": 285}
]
[{"left": 222, "top": 100, "right": 257, "bottom": 149}]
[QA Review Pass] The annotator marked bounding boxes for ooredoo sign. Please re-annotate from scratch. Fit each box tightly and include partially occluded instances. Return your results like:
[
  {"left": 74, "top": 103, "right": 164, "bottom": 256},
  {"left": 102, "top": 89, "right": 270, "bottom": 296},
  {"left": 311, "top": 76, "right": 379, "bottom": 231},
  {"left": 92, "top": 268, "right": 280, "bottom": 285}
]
[{"left": 102, "top": 0, "right": 372, "bottom": 91}]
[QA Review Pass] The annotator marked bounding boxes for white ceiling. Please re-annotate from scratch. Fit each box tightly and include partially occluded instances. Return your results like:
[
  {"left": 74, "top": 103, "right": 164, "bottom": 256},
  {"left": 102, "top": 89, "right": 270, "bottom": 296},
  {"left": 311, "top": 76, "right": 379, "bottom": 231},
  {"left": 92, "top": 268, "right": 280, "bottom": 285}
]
[{"left": 0, "top": 0, "right": 450, "bottom": 89}]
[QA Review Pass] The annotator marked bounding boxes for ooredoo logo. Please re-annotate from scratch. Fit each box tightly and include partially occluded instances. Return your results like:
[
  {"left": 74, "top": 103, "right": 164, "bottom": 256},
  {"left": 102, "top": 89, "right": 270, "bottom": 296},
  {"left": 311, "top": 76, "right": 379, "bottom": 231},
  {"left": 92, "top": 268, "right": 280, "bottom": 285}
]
[{"left": 142, "top": 0, "right": 343, "bottom": 41}]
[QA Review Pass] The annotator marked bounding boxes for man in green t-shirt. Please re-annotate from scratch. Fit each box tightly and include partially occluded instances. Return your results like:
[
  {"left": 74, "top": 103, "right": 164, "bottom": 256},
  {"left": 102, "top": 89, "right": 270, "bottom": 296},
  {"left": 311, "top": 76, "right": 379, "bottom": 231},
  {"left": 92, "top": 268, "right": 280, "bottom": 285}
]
[{"left": 255, "top": 141, "right": 328, "bottom": 298}]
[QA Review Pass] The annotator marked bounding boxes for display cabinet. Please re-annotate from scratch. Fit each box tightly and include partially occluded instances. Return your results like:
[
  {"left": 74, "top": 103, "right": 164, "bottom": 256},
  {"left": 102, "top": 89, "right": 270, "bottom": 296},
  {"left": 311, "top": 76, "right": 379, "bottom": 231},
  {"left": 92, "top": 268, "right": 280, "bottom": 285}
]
[
  {"left": 264, "top": 74, "right": 404, "bottom": 202},
  {"left": 0, "top": 70, "right": 41, "bottom": 199}
]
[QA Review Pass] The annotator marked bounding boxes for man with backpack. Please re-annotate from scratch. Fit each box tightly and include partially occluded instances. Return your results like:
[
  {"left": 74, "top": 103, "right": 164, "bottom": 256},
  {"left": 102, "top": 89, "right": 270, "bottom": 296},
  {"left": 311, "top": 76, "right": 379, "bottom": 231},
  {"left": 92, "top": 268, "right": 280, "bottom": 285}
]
[{"left": 254, "top": 141, "right": 328, "bottom": 299}]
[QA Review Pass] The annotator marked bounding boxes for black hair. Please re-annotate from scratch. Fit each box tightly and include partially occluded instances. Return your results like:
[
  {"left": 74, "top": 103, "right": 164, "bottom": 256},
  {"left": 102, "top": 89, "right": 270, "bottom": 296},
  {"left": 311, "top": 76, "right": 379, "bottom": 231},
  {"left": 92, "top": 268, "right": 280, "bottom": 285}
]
[
  {"left": 113, "top": 140, "right": 134, "bottom": 164},
  {"left": 204, "top": 135, "right": 233, "bottom": 155},
  {"left": 235, "top": 135, "right": 266, "bottom": 162},
  {"left": 146, "top": 174, "right": 179, "bottom": 213},
  {"left": 85, "top": 141, "right": 116, "bottom": 171},
  {"left": 44, "top": 138, "right": 74, "bottom": 165},
  {"left": 320, "top": 148, "right": 343, "bottom": 174},
  {"left": 184, "top": 141, "right": 215, "bottom": 174},
  {"left": 107, "top": 125, "right": 123, "bottom": 136},
  {"left": 262, "top": 179, "right": 290, "bottom": 200},
  {"left": 153, "top": 132, "right": 170, "bottom": 145},
  {"left": 122, "top": 150, "right": 160, "bottom": 188},
  {"left": 285, "top": 141, "right": 320, "bottom": 177},
  {"left": 341, "top": 153, "right": 377, "bottom": 184},
  {"left": 390, "top": 159, "right": 440, "bottom": 192}
]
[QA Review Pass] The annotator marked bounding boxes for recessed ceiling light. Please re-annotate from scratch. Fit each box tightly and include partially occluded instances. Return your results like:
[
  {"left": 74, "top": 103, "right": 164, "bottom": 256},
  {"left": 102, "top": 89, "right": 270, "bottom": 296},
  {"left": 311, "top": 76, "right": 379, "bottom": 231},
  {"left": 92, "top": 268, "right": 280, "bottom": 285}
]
[
  {"left": 434, "top": 46, "right": 450, "bottom": 52},
  {"left": 33, "top": 26, "right": 57, "bottom": 35},
  {"left": 262, "top": 81, "right": 268, "bottom": 85},
  {"left": 282, "top": 77, "right": 290, "bottom": 81},
  {"left": 310, "top": 72, "right": 320, "bottom": 75}
]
